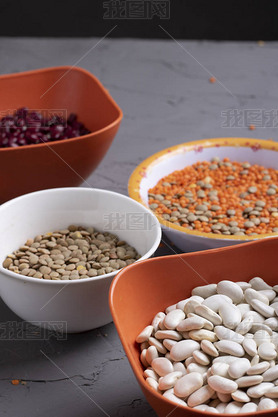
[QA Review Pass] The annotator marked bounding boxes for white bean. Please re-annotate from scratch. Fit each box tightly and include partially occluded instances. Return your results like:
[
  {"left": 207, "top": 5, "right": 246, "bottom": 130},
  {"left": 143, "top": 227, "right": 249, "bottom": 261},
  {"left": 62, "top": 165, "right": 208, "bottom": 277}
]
[
  {"left": 208, "top": 375, "right": 238, "bottom": 394},
  {"left": 152, "top": 312, "right": 165, "bottom": 332},
  {"left": 243, "top": 310, "right": 265, "bottom": 323},
  {"left": 187, "top": 384, "right": 215, "bottom": 407},
  {"left": 165, "top": 303, "right": 177, "bottom": 314},
  {"left": 258, "top": 342, "right": 277, "bottom": 360},
  {"left": 251, "top": 322, "right": 273, "bottom": 335},
  {"left": 174, "top": 372, "right": 203, "bottom": 398},
  {"left": 243, "top": 337, "right": 257, "bottom": 356},
  {"left": 219, "top": 302, "right": 241, "bottom": 329},
  {"left": 163, "top": 389, "right": 187, "bottom": 406},
  {"left": 152, "top": 357, "right": 174, "bottom": 377},
  {"left": 164, "top": 309, "right": 185, "bottom": 330},
  {"left": 170, "top": 339, "right": 200, "bottom": 361},
  {"left": 189, "top": 329, "right": 217, "bottom": 342},
  {"left": 259, "top": 289, "right": 276, "bottom": 302},
  {"left": 250, "top": 299, "right": 275, "bottom": 318},
  {"left": 236, "top": 281, "right": 251, "bottom": 291},
  {"left": 184, "top": 299, "right": 201, "bottom": 315},
  {"left": 217, "top": 280, "right": 243, "bottom": 304},
  {"left": 194, "top": 304, "right": 222, "bottom": 325},
  {"left": 193, "top": 350, "right": 210, "bottom": 366},
  {"left": 155, "top": 330, "right": 182, "bottom": 341},
  {"left": 250, "top": 354, "right": 260, "bottom": 366},
  {"left": 224, "top": 401, "right": 242, "bottom": 413},
  {"left": 265, "top": 387, "right": 278, "bottom": 398},
  {"left": 202, "top": 294, "right": 233, "bottom": 311},
  {"left": 265, "top": 317, "right": 278, "bottom": 331},
  {"left": 237, "top": 303, "right": 251, "bottom": 317},
  {"left": 140, "top": 349, "right": 148, "bottom": 368},
  {"left": 211, "top": 362, "right": 230, "bottom": 378},
  {"left": 214, "top": 325, "right": 244, "bottom": 344},
  {"left": 228, "top": 358, "right": 251, "bottom": 379},
  {"left": 253, "top": 330, "right": 271, "bottom": 346},
  {"left": 185, "top": 356, "right": 194, "bottom": 367},
  {"left": 158, "top": 371, "right": 182, "bottom": 391},
  {"left": 213, "top": 355, "right": 238, "bottom": 365},
  {"left": 217, "top": 392, "right": 232, "bottom": 402},
  {"left": 187, "top": 363, "right": 208, "bottom": 376},
  {"left": 258, "top": 397, "right": 277, "bottom": 410},
  {"left": 146, "top": 377, "right": 159, "bottom": 391},
  {"left": 216, "top": 402, "right": 228, "bottom": 412},
  {"left": 247, "top": 361, "right": 270, "bottom": 375},
  {"left": 172, "top": 361, "right": 187, "bottom": 375},
  {"left": 149, "top": 337, "right": 167, "bottom": 354},
  {"left": 236, "top": 316, "right": 253, "bottom": 335},
  {"left": 236, "top": 375, "right": 263, "bottom": 388},
  {"left": 146, "top": 345, "right": 159, "bottom": 364},
  {"left": 144, "top": 368, "right": 159, "bottom": 381},
  {"left": 247, "top": 382, "right": 274, "bottom": 398},
  {"left": 163, "top": 338, "right": 177, "bottom": 351},
  {"left": 176, "top": 299, "right": 189, "bottom": 311},
  {"left": 249, "top": 277, "right": 272, "bottom": 291},
  {"left": 187, "top": 313, "right": 214, "bottom": 330},
  {"left": 201, "top": 340, "right": 219, "bottom": 357},
  {"left": 214, "top": 340, "right": 245, "bottom": 357},
  {"left": 245, "top": 288, "right": 269, "bottom": 305},
  {"left": 176, "top": 316, "right": 205, "bottom": 332},
  {"left": 240, "top": 402, "right": 258, "bottom": 412},
  {"left": 231, "top": 389, "right": 250, "bottom": 403},
  {"left": 136, "top": 325, "right": 153, "bottom": 343},
  {"left": 192, "top": 284, "right": 217, "bottom": 298},
  {"left": 263, "top": 365, "right": 278, "bottom": 381}
]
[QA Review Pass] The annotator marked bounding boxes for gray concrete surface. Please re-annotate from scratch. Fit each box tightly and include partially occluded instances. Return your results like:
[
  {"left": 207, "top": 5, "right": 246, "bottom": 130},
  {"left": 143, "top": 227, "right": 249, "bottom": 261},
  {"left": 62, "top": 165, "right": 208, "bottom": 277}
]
[{"left": 0, "top": 37, "right": 277, "bottom": 416}]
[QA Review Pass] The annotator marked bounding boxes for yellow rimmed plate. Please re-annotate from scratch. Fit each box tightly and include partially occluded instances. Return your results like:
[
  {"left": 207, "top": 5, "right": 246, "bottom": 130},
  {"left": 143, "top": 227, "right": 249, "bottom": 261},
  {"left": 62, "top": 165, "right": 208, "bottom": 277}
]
[{"left": 128, "top": 138, "right": 278, "bottom": 252}]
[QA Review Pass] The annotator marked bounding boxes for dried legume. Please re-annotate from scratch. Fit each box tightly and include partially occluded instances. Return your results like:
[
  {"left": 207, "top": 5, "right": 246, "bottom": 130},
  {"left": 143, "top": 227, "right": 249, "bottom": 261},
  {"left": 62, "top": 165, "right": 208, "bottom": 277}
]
[
  {"left": 137, "top": 276, "right": 278, "bottom": 413},
  {"left": 3, "top": 225, "right": 140, "bottom": 280},
  {"left": 148, "top": 158, "right": 278, "bottom": 235}
]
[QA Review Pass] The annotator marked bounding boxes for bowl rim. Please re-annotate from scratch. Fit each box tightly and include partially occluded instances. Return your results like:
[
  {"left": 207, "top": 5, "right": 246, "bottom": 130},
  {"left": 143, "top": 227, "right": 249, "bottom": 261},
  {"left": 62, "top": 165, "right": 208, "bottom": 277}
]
[
  {"left": 0, "top": 65, "right": 123, "bottom": 152},
  {"left": 0, "top": 187, "right": 161, "bottom": 285},
  {"left": 110, "top": 236, "right": 278, "bottom": 416},
  {"left": 128, "top": 137, "right": 278, "bottom": 242}
]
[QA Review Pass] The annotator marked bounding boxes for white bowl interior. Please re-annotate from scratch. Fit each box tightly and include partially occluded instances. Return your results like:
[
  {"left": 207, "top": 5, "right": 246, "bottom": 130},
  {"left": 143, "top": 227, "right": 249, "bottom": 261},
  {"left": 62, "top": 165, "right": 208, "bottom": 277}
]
[
  {"left": 0, "top": 188, "right": 161, "bottom": 332},
  {"left": 0, "top": 187, "right": 160, "bottom": 264},
  {"left": 139, "top": 145, "right": 278, "bottom": 205}
]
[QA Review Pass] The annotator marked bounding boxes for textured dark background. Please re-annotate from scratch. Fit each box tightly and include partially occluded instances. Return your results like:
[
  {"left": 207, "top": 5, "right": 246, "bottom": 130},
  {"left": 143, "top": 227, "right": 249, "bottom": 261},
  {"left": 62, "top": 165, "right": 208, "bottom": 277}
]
[{"left": 0, "top": 0, "right": 278, "bottom": 39}]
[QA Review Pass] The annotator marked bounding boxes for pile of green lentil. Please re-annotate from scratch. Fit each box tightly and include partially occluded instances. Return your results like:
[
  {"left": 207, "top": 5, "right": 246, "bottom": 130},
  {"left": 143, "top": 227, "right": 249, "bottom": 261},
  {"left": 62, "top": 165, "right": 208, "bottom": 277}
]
[{"left": 2, "top": 225, "right": 140, "bottom": 280}]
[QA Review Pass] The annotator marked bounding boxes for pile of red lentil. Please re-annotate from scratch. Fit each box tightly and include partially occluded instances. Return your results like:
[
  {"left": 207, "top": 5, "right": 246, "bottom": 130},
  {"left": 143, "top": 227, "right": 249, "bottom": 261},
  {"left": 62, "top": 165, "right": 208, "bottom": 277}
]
[{"left": 148, "top": 157, "right": 278, "bottom": 236}]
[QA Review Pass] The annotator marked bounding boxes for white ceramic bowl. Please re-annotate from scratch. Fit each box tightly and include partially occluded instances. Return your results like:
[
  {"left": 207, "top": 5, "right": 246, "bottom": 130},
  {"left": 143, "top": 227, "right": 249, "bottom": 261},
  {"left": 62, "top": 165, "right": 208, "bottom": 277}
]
[
  {"left": 0, "top": 188, "right": 161, "bottom": 333},
  {"left": 129, "top": 138, "right": 278, "bottom": 252}
]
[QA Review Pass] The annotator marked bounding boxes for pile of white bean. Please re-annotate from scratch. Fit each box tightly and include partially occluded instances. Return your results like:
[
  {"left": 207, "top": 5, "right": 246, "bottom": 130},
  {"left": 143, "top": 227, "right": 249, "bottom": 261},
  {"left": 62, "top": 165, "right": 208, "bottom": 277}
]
[{"left": 137, "top": 277, "right": 278, "bottom": 414}]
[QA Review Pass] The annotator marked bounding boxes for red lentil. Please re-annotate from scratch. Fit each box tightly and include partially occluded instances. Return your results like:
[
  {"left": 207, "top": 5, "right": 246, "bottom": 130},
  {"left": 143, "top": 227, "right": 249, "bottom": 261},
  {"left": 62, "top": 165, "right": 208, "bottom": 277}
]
[{"left": 148, "top": 157, "right": 278, "bottom": 236}]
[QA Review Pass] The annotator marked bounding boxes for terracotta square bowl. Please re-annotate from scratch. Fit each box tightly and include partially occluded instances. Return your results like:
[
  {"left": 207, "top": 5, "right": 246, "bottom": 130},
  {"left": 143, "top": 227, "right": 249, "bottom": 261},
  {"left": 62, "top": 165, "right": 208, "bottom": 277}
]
[
  {"left": 0, "top": 66, "right": 122, "bottom": 202},
  {"left": 110, "top": 237, "right": 278, "bottom": 416}
]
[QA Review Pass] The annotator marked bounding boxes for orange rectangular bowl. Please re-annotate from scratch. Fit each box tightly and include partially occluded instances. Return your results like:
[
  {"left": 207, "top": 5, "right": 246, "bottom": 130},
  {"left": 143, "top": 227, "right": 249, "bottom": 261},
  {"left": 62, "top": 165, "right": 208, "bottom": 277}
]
[
  {"left": 0, "top": 66, "right": 122, "bottom": 202},
  {"left": 110, "top": 237, "right": 278, "bottom": 416}
]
